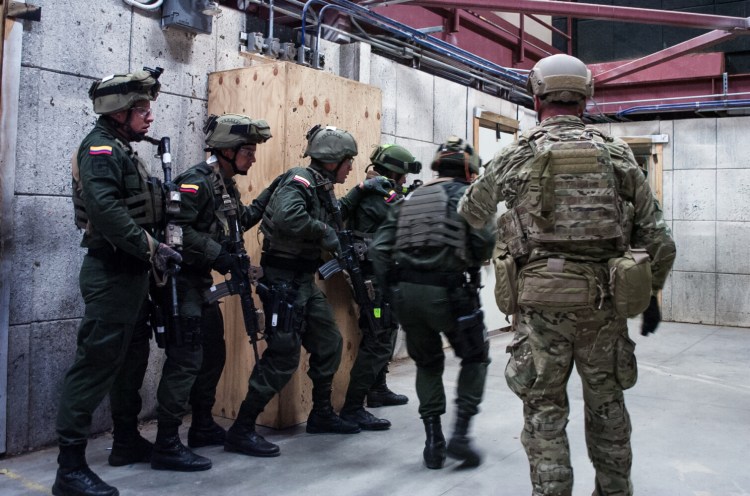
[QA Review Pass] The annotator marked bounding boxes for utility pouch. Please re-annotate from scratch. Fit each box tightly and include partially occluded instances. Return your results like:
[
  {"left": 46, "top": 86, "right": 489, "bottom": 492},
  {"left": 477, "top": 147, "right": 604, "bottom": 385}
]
[
  {"left": 448, "top": 309, "right": 488, "bottom": 361},
  {"left": 497, "top": 207, "right": 529, "bottom": 258},
  {"left": 492, "top": 241, "right": 518, "bottom": 315},
  {"left": 608, "top": 249, "right": 652, "bottom": 318},
  {"left": 517, "top": 258, "right": 598, "bottom": 311}
]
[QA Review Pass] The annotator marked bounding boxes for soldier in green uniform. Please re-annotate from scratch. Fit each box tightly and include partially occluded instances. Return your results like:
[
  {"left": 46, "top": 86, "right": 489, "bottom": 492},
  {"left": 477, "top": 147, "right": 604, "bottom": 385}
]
[
  {"left": 370, "top": 137, "right": 495, "bottom": 470},
  {"left": 145, "top": 114, "right": 274, "bottom": 472},
  {"left": 224, "top": 125, "right": 390, "bottom": 457},
  {"left": 337, "top": 144, "right": 421, "bottom": 430},
  {"left": 457, "top": 54, "right": 677, "bottom": 495},
  {"left": 55, "top": 68, "right": 182, "bottom": 496}
]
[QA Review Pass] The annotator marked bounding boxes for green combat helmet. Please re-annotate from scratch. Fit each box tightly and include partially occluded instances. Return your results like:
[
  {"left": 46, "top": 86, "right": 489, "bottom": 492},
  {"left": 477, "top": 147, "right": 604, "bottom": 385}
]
[
  {"left": 303, "top": 124, "right": 358, "bottom": 162},
  {"left": 431, "top": 136, "right": 481, "bottom": 178},
  {"left": 89, "top": 67, "right": 162, "bottom": 115},
  {"left": 526, "top": 53, "right": 594, "bottom": 103},
  {"left": 370, "top": 144, "right": 422, "bottom": 175},
  {"left": 203, "top": 113, "right": 272, "bottom": 149}
]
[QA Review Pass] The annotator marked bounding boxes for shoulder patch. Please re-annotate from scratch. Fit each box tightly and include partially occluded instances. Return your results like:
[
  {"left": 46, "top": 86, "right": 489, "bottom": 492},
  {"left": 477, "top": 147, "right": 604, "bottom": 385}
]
[
  {"left": 292, "top": 174, "right": 311, "bottom": 188},
  {"left": 384, "top": 190, "right": 398, "bottom": 203},
  {"left": 179, "top": 184, "right": 200, "bottom": 194},
  {"left": 89, "top": 145, "right": 113, "bottom": 156}
]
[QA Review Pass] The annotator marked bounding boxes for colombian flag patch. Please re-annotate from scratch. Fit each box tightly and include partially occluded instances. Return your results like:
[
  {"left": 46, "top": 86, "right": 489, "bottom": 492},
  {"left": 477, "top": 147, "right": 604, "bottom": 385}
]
[
  {"left": 292, "top": 175, "right": 311, "bottom": 188},
  {"left": 89, "top": 145, "right": 113, "bottom": 156},
  {"left": 384, "top": 190, "right": 397, "bottom": 203},
  {"left": 179, "top": 184, "right": 199, "bottom": 194}
]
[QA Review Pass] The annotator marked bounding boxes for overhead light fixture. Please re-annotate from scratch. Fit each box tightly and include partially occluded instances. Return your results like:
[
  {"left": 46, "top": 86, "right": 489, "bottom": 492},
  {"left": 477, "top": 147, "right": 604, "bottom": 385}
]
[{"left": 200, "top": 0, "right": 222, "bottom": 16}]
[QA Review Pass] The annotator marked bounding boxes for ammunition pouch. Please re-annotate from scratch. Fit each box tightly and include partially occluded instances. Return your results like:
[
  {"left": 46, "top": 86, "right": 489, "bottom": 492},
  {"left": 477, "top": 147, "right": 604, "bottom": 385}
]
[
  {"left": 608, "top": 249, "right": 652, "bottom": 318},
  {"left": 497, "top": 207, "right": 529, "bottom": 259},
  {"left": 492, "top": 241, "right": 519, "bottom": 315},
  {"left": 258, "top": 283, "right": 303, "bottom": 353},
  {"left": 446, "top": 309, "right": 489, "bottom": 362},
  {"left": 517, "top": 258, "right": 604, "bottom": 311}
]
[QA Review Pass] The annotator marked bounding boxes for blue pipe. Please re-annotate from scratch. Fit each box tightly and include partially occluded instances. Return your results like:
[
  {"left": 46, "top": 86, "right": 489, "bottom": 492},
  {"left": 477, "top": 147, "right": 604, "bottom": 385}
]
[{"left": 616, "top": 98, "right": 750, "bottom": 118}]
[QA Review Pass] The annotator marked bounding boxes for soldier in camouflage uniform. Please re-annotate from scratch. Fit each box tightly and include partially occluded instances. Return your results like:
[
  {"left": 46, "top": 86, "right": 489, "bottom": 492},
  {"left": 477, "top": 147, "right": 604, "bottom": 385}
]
[
  {"left": 336, "top": 144, "right": 420, "bottom": 430},
  {"left": 224, "top": 125, "right": 390, "bottom": 457},
  {"left": 458, "top": 54, "right": 676, "bottom": 496},
  {"left": 55, "top": 68, "right": 182, "bottom": 496},
  {"left": 370, "top": 137, "right": 495, "bottom": 470},
  {"left": 144, "top": 114, "right": 274, "bottom": 472}
]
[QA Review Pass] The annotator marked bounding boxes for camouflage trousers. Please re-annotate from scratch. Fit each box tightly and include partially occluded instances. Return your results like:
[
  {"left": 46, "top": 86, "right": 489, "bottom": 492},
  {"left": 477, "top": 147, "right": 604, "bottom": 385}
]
[{"left": 505, "top": 301, "right": 637, "bottom": 496}]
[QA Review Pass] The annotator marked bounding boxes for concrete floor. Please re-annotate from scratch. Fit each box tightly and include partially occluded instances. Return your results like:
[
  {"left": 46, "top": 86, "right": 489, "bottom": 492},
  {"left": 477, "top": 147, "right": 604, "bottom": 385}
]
[{"left": 1, "top": 320, "right": 749, "bottom": 496}]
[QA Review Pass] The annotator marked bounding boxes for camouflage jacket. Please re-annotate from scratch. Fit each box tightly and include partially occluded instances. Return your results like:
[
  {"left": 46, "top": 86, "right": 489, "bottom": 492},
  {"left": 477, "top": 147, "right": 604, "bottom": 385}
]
[{"left": 458, "top": 114, "right": 676, "bottom": 291}]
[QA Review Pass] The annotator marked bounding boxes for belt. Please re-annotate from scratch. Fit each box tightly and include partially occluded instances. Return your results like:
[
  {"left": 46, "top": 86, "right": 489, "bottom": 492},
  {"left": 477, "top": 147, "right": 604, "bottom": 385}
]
[
  {"left": 261, "top": 253, "right": 321, "bottom": 274},
  {"left": 395, "top": 269, "right": 467, "bottom": 288}
]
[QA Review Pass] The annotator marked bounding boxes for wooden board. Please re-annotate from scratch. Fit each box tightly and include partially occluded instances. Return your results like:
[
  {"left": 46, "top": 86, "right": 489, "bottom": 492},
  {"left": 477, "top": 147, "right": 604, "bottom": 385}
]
[{"left": 207, "top": 62, "right": 382, "bottom": 428}]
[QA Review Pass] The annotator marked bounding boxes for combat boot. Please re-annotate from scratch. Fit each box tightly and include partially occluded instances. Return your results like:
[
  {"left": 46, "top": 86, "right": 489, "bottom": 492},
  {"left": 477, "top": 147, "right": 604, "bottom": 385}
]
[
  {"left": 340, "top": 403, "right": 391, "bottom": 431},
  {"left": 224, "top": 401, "right": 280, "bottom": 457},
  {"left": 446, "top": 412, "right": 482, "bottom": 467},
  {"left": 422, "top": 416, "right": 446, "bottom": 470},
  {"left": 52, "top": 443, "right": 119, "bottom": 496},
  {"left": 366, "top": 368, "right": 408, "bottom": 407},
  {"left": 188, "top": 407, "right": 226, "bottom": 448},
  {"left": 150, "top": 425, "right": 212, "bottom": 472},
  {"left": 108, "top": 422, "right": 152, "bottom": 467},
  {"left": 306, "top": 382, "right": 361, "bottom": 434}
]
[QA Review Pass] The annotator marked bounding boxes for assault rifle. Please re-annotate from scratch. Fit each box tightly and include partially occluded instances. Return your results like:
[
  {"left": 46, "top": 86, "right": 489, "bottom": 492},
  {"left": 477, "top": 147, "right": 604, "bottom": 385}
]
[
  {"left": 145, "top": 136, "right": 182, "bottom": 348},
  {"left": 318, "top": 181, "right": 387, "bottom": 337},
  {"left": 203, "top": 194, "right": 264, "bottom": 363}
]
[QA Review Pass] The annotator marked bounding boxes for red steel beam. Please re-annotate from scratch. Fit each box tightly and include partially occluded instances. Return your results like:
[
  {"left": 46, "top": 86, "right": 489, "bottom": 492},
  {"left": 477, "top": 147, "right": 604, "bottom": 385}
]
[
  {"left": 594, "top": 30, "right": 739, "bottom": 84},
  {"left": 405, "top": 0, "right": 750, "bottom": 30}
]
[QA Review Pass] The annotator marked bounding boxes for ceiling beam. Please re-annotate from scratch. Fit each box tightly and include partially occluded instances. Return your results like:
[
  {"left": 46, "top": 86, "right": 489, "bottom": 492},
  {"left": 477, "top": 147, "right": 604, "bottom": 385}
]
[{"left": 404, "top": 0, "right": 750, "bottom": 30}]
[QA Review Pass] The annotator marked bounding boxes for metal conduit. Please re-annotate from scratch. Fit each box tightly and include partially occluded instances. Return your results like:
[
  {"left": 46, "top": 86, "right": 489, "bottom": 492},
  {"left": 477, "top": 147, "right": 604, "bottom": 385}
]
[{"left": 616, "top": 98, "right": 750, "bottom": 118}]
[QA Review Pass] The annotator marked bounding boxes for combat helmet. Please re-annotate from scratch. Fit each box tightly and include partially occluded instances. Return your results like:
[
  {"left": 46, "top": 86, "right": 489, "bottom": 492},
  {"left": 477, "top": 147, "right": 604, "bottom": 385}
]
[
  {"left": 303, "top": 125, "right": 358, "bottom": 163},
  {"left": 431, "top": 136, "right": 481, "bottom": 179},
  {"left": 527, "top": 54, "right": 593, "bottom": 103},
  {"left": 370, "top": 144, "right": 422, "bottom": 175},
  {"left": 204, "top": 114, "right": 272, "bottom": 149},
  {"left": 89, "top": 67, "right": 162, "bottom": 115}
]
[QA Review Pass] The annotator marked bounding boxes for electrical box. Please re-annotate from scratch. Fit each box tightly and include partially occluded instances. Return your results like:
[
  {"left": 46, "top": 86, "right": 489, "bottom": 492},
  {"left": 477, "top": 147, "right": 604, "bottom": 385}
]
[{"left": 161, "top": 0, "right": 212, "bottom": 36}]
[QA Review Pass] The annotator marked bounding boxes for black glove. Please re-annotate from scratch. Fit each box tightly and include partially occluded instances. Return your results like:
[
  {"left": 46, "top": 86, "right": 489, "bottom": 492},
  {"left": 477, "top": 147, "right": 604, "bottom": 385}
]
[
  {"left": 641, "top": 295, "right": 661, "bottom": 336},
  {"left": 320, "top": 226, "right": 341, "bottom": 254},
  {"left": 212, "top": 249, "right": 233, "bottom": 275},
  {"left": 153, "top": 243, "right": 182, "bottom": 273},
  {"left": 360, "top": 177, "right": 392, "bottom": 197}
]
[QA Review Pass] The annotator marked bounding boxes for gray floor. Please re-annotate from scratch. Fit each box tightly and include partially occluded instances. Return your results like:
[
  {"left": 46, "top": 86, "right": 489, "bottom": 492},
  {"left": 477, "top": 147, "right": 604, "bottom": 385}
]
[{"left": 1, "top": 320, "right": 749, "bottom": 496}]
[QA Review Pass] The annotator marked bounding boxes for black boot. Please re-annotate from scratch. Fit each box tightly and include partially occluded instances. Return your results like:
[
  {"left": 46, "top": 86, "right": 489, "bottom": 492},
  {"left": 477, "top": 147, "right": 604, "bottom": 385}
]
[
  {"left": 224, "top": 401, "right": 280, "bottom": 457},
  {"left": 422, "top": 416, "right": 446, "bottom": 470},
  {"left": 150, "top": 424, "right": 212, "bottom": 472},
  {"left": 306, "top": 382, "right": 361, "bottom": 434},
  {"left": 52, "top": 444, "right": 119, "bottom": 496},
  {"left": 366, "top": 368, "right": 408, "bottom": 407},
  {"left": 188, "top": 406, "right": 226, "bottom": 448},
  {"left": 340, "top": 403, "right": 391, "bottom": 431},
  {"left": 446, "top": 412, "right": 482, "bottom": 467},
  {"left": 108, "top": 422, "right": 152, "bottom": 467}
]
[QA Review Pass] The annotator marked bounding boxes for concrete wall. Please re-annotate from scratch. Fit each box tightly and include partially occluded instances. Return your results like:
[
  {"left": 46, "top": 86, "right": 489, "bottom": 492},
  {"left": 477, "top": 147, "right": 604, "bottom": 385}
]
[{"left": 3, "top": 0, "right": 518, "bottom": 454}]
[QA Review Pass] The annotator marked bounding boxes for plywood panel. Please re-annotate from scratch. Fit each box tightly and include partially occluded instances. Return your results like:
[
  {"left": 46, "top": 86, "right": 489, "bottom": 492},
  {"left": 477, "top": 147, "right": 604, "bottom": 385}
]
[{"left": 207, "top": 62, "right": 382, "bottom": 428}]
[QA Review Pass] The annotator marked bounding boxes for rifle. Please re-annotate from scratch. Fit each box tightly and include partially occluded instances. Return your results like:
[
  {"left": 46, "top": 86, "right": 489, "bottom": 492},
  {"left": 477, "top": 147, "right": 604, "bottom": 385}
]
[
  {"left": 204, "top": 192, "right": 264, "bottom": 363},
  {"left": 145, "top": 136, "right": 182, "bottom": 348},
  {"left": 318, "top": 181, "right": 388, "bottom": 337}
]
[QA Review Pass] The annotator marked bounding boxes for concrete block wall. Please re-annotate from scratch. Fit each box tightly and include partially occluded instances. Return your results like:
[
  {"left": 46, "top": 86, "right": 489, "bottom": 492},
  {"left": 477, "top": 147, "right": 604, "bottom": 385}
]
[{"left": 608, "top": 117, "right": 750, "bottom": 327}]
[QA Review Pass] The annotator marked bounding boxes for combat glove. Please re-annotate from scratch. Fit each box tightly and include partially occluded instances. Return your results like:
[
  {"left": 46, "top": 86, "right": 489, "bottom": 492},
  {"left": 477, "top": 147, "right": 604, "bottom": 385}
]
[
  {"left": 320, "top": 226, "right": 341, "bottom": 255},
  {"left": 153, "top": 243, "right": 182, "bottom": 273},
  {"left": 360, "top": 177, "right": 392, "bottom": 197},
  {"left": 641, "top": 295, "right": 661, "bottom": 336},
  {"left": 212, "top": 249, "right": 234, "bottom": 275}
]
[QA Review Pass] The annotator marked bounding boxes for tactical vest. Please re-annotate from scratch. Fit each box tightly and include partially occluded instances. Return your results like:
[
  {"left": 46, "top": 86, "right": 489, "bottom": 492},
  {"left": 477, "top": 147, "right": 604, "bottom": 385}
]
[
  {"left": 499, "top": 127, "right": 624, "bottom": 259},
  {"left": 395, "top": 178, "right": 467, "bottom": 262},
  {"left": 259, "top": 168, "right": 324, "bottom": 260},
  {"left": 72, "top": 137, "right": 163, "bottom": 231}
]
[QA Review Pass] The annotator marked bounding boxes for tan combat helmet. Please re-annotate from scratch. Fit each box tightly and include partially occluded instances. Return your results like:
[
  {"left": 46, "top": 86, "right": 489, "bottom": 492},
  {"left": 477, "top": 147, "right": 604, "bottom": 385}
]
[
  {"left": 89, "top": 67, "right": 162, "bottom": 115},
  {"left": 431, "top": 136, "right": 481, "bottom": 178},
  {"left": 303, "top": 124, "right": 358, "bottom": 163},
  {"left": 203, "top": 114, "right": 272, "bottom": 149},
  {"left": 527, "top": 54, "right": 594, "bottom": 103}
]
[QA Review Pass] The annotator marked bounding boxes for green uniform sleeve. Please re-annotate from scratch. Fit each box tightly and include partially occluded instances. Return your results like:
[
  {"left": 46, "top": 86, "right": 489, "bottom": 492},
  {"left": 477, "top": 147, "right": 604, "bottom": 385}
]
[
  {"left": 369, "top": 204, "right": 399, "bottom": 291},
  {"left": 78, "top": 141, "right": 151, "bottom": 261},
  {"left": 240, "top": 172, "right": 285, "bottom": 230},
  {"left": 175, "top": 172, "right": 221, "bottom": 269},
  {"left": 271, "top": 173, "right": 328, "bottom": 239}
]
